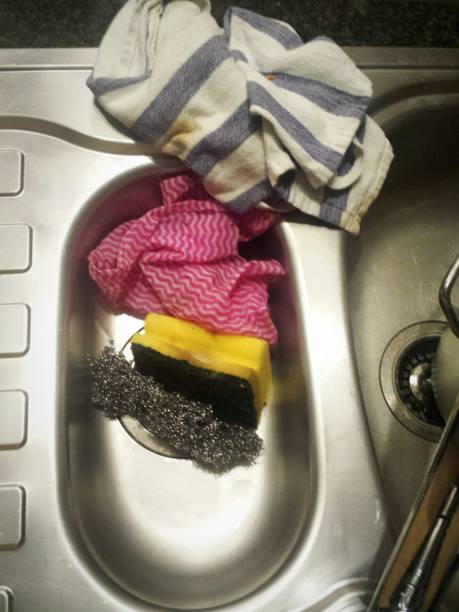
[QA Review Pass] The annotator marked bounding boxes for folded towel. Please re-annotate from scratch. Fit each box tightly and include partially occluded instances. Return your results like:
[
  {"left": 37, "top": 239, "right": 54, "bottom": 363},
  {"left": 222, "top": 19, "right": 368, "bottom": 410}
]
[
  {"left": 88, "top": 174, "right": 284, "bottom": 344},
  {"left": 88, "top": 0, "right": 393, "bottom": 234}
]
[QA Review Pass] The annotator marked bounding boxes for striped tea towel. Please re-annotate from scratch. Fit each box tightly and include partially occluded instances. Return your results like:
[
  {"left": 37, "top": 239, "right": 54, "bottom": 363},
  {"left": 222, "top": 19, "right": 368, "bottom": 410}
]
[{"left": 88, "top": 0, "right": 393, "bottom": 234}]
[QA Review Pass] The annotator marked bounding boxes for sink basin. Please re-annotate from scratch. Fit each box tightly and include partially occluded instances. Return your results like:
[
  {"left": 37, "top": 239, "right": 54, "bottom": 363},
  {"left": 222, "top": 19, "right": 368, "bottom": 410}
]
[
  {"left": 65, "top": 175, "right": 312, "bottom": 609},
  {"left": 347, "top": 106, "right": 459, "bottom": 534},
  {"left": 1, "top": 48, "right": 458, "bottom": 611},
  {"left": 62, "top": 167, "right": 387, "bottom": 610}
]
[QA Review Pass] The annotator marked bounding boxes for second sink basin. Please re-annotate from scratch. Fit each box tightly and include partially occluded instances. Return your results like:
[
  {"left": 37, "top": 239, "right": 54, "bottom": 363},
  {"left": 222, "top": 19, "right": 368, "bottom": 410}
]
[{"left": 347, "top": 105, "right": 459, "bottom": 533}]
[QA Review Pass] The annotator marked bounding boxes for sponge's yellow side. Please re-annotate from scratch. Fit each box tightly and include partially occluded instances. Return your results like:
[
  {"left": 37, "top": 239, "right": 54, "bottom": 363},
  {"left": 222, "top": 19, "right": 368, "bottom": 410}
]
[{"left": 132, "top": 313, "right": 272, "bottom": 417}]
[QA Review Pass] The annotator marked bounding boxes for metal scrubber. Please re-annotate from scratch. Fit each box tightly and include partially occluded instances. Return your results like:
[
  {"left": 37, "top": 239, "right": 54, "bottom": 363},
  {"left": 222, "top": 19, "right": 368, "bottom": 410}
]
[{"left": 88, "top": 344, "right": 263, "bottom": 471}]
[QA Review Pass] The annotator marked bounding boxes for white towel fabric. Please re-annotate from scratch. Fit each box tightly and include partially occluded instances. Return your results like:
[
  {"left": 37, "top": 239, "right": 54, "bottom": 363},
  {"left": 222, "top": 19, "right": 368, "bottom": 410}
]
[{"left": 88, "top": 0, "right": 393, "bottom": 234}]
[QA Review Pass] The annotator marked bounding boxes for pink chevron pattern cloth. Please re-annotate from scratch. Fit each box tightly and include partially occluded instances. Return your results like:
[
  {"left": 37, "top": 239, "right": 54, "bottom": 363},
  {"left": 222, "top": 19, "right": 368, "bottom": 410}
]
[{"left": 88, "top": 174, "right": 284, "bottom": 344}]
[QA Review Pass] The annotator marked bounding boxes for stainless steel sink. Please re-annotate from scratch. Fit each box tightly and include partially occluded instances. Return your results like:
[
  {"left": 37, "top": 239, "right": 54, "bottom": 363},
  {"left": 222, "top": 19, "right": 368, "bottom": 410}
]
[
  {"left": 65, "top": 181, "right": 314, "bottom": 610},
  {"left": 347, "top": 104, "right": 459, "bottom": 535},
  {"left": 0, "top": 48, "right": 458, "bottom": 611}
]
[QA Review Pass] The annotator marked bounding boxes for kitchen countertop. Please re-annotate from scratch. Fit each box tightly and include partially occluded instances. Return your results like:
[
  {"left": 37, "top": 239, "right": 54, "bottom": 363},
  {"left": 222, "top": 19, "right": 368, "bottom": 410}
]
[{"left": 0, "top": 0, "right": 458, "bottom": 48}]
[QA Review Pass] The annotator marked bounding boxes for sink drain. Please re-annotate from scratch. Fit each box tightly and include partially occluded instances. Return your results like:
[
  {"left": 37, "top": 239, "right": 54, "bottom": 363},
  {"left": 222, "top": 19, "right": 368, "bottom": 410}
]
[
  {"left": 395, "top": 338, "right": 444, "bottom": 427},
  {"left": 380, "top": 321, "right": 447, "bottom": 442},
  {"left": 120, "top": 415, "right": 190, "bottom": 459}
]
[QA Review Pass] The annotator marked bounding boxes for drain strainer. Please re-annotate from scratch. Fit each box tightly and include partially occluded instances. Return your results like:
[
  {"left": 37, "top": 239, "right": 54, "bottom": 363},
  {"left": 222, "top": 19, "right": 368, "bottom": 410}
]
[
  {"left": 120, "top": 414, "right": 190, "bottom": 459},
  {"left": 380, "top": 321, "right": 447, "bottom": 442},
  {"left": 395, "top": 338, "right": 444, "bottom": 427}
]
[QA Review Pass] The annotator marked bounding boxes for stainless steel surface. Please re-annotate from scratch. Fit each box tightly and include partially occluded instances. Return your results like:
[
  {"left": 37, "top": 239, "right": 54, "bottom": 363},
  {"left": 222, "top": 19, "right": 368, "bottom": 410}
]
[
  {"left": 0, "top": 225, "right": 31, "bottom": 272},
  {"left": 347, "top": 87, "right": 459, "bottom": 536},
  {"left": 379, "top": 321, "right": 446, "bottom": 442},
  {"left": 0, "top": 304, "right": 29, "bottom": 356},
  {"left": 0, "top": 390, "right": 27, "bottom": 449},
  {"left": 439, "top": 253, "right": 459, "bottom": 338},
  {"left": 0, "top": 150, "right": 23, "bottom": 196},
  {"left": 0, "top": 47, "right": 458, "bottom": 611},
  {"left": 63, "top": 181, "right": 386, "bottom": 610},
  {"left": 0, "top": 486, "right": 24, "bottom": 549},
  {"left": 0, "top": 588, "right": 13, "bottom": 612}
]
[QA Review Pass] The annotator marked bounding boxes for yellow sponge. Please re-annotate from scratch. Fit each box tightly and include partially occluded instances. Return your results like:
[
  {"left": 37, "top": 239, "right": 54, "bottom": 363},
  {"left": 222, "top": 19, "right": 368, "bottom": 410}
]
[{"left": 131, "top": 314, "right": 271, "bottom": 427}]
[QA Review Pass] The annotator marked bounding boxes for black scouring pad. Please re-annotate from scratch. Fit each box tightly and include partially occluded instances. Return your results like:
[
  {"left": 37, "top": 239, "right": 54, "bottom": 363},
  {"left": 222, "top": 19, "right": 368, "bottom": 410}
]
[
  {"left": 88, "top": 344, "right": 263, "bottom": 472},
  {"left": 132, "top": 343, "right": 256, "bottom": 428}
]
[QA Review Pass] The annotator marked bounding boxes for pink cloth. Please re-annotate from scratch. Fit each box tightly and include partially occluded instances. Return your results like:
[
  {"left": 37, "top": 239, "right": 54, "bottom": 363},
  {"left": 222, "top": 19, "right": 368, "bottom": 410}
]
[{"left": 88, "top": 174, "right": 284, "bottom": 344}]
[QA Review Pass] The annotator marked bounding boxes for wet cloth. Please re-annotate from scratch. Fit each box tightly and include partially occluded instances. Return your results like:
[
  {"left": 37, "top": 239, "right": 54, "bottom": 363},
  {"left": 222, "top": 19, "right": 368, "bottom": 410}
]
[
  {"left": 88, "top": 174, "right": 284, "bottom": 344},
  {"left": 87, "top": 1, "right": 393, "bottom": 234}
]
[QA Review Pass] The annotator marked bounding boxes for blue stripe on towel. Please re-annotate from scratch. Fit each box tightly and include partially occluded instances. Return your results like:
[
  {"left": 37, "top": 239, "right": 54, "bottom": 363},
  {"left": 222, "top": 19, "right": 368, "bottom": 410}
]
[
  {"left": 320, "top": 120, "right": 367, "bottom": 224},
  {"left": 87, "top": 71, "right": 151, "bottom": 96},
  {"left": 248, "top": 82, "right": 342, "bottom": 172},
  {"left": 132, "top": 36, "right": 231, "bottom": 142},
  {"left": 226, "top": 179, "right": 272, "bottom": 213},
  {"left": 320, "top": 149, "right": 355, "bottom": 224},
  {"left": 267, "top": 73, "right": 370, "bottom": 119},
  {"left": 224, "top": 8, "right": 303, "bottom": 50},
  {"left": 319, "top": 196, "right": 345, "bottom": 226},
  {"left": 230, "top": 49, "right": 249, "bottom": 63},
  {"left": 185, "top": 103, "right": 259, "bottom": 176}
]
